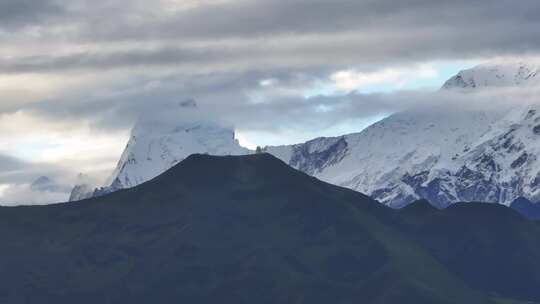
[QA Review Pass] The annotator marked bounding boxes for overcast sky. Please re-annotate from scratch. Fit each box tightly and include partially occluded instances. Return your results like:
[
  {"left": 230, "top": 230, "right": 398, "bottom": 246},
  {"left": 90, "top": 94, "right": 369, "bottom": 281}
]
[{"left": 1, "top": 0, "right": 540, "bottom": 203}]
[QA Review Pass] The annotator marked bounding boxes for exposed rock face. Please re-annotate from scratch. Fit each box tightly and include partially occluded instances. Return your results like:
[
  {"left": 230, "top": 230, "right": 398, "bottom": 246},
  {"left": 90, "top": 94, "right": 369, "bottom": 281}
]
[{"left": 265, "top": 136, "right": 349, "bottom": 176}]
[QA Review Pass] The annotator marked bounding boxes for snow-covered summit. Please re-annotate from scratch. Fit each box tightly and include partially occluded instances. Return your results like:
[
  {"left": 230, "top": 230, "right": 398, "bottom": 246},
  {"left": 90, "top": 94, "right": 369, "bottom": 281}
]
[
  {"left": 266, "top": 59, "right": 540, "bottom": 208},
  {"left": 442, "top": 59, "right": 540, "bottom": 89},
  {"left": 105, "top": 99, "right": 250, "bottom": 190}
]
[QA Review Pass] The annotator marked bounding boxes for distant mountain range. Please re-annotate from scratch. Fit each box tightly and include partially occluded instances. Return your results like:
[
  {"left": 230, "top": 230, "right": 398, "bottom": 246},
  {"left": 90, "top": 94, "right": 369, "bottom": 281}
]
[
  {"left": 267, "top": 60, "right": 540, "bottom": 208},
  {"left": 5, "top": 154, "right": 540, "bottom": 303},
  {"left": 71, "top": 59, "right": 540, "bottom": 211},
  {"left": 30, "top": 176, "right": 66, "bottom": 193}
]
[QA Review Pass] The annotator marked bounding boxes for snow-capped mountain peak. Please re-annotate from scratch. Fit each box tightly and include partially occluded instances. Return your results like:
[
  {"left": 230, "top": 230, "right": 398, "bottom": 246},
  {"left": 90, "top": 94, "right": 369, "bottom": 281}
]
[
  {"left": 442, "top": 59, "right": 540, "bottom": 89},
  {"left": 30, "top": 176, "right": 68, "bottom": 193},
  {"left": 105, "top": 99, "right": 250, "bottom": 191},
  {"left": 264, "top": 59, "right": 540, "bottom": 208}
]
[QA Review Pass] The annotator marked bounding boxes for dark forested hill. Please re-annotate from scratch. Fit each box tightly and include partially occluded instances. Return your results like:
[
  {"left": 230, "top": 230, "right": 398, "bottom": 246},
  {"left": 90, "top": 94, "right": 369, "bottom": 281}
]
[
  {"left": 0, "top": 154, "right": 537, "bottom": 303},
  {"left": 399, "top": 200, "right": 540, "bottom": 302}
]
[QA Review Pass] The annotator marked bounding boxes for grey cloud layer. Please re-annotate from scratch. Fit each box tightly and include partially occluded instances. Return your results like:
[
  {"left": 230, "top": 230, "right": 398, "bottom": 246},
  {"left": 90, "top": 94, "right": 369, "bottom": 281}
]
[
  {"left": 1, "top": 0, "right": 539, "bottom": 124},
  {"left": 18, "top": 71, "right": 516, "bottom": 135},
  {"left": 73, "top": 0, "right": 540, "bottom": 42},
  {"left": 0, "top": 0, "right": 64, "bottom": 28},
  {"left": 0, "top": 153, "right": 70, "bottom": 184},
  {"left": 2, "top": 0, "right": 540, "bottom": 74},
  {"left": 0, "top": 154, "right": 25, "bottom": 172}
]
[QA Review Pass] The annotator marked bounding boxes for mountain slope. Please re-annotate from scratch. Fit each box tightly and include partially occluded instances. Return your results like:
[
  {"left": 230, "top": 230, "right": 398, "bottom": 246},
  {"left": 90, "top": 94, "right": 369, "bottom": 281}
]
[
  {"left": 0, "top": 154, "right": 492, "bottom": 304},
  {"left": 267, "top": 60, "right": 540, "bottom": 208},
  {"left": 510, "top": 197, "right": 540, "bottom": 220},
  {"left": 398, "top": 200, "right": 540, "bottom": 302},
  {"left": 265, "top": 107, "right": 505, "bottom": 208}
]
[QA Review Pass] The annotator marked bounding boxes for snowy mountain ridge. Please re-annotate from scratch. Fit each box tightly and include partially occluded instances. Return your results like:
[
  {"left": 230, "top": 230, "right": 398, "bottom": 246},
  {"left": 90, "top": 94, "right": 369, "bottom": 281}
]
[
  {"left": 268, "top": 60, "right": 540, "bottom": 207},
  {"left": 269, "top": 102, "right": 540, "bottom": 207},
  {"left": 442, "top": 59, "right": 540, "bottom": 89},
  {"left": 71, "top": 59, "right": 540, "bottom": 208}
]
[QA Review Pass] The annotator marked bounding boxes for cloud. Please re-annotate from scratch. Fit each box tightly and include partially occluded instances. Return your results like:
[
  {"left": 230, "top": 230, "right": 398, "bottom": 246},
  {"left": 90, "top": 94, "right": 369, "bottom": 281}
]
[
  {"left": 0, "top": 183, "right": 69, "bottom": 206},
  {"left": 0, "top": 152, "right": 70, "bottom": 185},
  {"left": 3, "top": 60, "right": 536, "bottom": 141},
  {"left": 2, "top": 0, "right": 539, "bottom": 124},
  {"left": 0, "top": 154, "right": 25, "bottom": 171},
  {"left": 0, "top": 0, "right": 65, "bottom": 29},
  {"left": 2, "top": 0, "right": 540, "bottom": 75},
  {"left": 0, "top": 0, "right": 536, "bottom": 134},
  {"left": 330, "top": 65, "right": 439, "bottom": 92},
  {"left": 0, "top": 0, "right": 540, "bottom": 73},
  {"left": 0, "top": 151, "right": 72, "bottom": 205}
]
